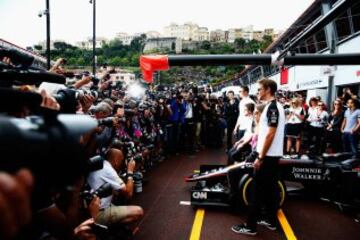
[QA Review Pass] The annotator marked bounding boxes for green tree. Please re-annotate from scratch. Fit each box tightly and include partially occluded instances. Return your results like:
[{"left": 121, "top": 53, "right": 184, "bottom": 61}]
[
  {"left": 201, "top": 40, "right": 211, "bottom": 50},
  {"left": 34, "top": 45, "right": 43, "bottom": 51},
  {"left": 77, "top": 57, "right": 86, "bottom": 66},
  {"left": 67, "top": 57, "right": 77, "bottom": 66}
]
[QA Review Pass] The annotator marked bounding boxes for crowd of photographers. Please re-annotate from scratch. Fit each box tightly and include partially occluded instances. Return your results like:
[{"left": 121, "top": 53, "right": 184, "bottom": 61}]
[
  {"left": 0, "top": 49, "right": 234, "bottom": 240},
  {"left": 226, "top": 85, "right": 360, "bottom": 165}
]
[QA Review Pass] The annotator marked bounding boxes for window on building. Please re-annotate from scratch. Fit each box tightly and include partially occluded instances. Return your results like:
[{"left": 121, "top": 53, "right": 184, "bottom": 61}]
[
  {"left": 351, "top": 2, "right": 360, "bottom": 33},
  {"left": 242, "top": 75, "right": 249, "bottom": 85},
  {"left": 298, "top": 42, "right": 308, "bottom": 53},
  {"left": 315, "top": 29, "right": 328, "bottom": 51},
  {"left": 335, "top": 10, "right": 352, "bottom": 41},
  {"left": 263, "top": 65, "right": 271, "bottom": 77},
  {"left": 306, "top": 37, "right": 316, "bottom": 53},
  {"left": 250, "top": 67, "right": 262, "bottom": 83}
]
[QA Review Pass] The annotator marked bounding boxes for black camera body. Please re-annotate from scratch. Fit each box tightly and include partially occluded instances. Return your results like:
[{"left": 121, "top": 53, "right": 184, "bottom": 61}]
[
  {"left": 53, "top": 88, "right": 99, "bottom": 113},
  {"left": 97, "top": 117, "right": 116, "bottom": 127},
  {"left": 0, "top": 114, "right": 98, "bottom": 189},
  {"left": 81, "top": 182, "right": 113, "bottom": 204}
]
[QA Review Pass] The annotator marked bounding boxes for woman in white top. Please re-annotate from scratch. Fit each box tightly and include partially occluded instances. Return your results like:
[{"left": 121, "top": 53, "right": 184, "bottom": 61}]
[
  {"left": 307, "top": 99, "right": 329, "bottom": 155},
  {"left": 284, "top": 98, "right": 305, "bottom": 158}
]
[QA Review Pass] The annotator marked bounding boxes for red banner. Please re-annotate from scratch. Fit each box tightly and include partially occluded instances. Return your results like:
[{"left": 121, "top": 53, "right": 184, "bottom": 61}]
[
  {"left": 280, "top": 67, "right": 289, "bottom": 85},
  {"left": 139, "top": 55, "right": 170, "bottom": 83}
]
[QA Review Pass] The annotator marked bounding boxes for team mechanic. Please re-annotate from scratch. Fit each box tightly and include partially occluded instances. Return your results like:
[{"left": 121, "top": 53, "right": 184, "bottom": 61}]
[{"left": 231, "top": 79, "right": 285, "bottom": 236}]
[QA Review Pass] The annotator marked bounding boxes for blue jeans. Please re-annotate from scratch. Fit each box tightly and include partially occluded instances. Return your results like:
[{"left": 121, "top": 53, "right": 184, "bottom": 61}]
[{"left": 343, "top": 132, "right": 358, "bottom": 156}]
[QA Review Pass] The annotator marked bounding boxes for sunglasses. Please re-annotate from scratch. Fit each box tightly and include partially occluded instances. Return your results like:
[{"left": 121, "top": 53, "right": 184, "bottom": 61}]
[{"left": 318, "top": 104, "right": 324, "bottom": 107}]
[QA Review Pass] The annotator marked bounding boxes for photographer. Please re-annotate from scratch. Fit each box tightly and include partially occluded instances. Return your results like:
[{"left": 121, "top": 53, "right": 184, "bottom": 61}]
[
  {"left": 168, "top": 94, "right": 186, "bottom": 154},
  {"left": 224, "top": 91, "right": 239, "bottom": 150},
  {"left": 87, "top": 154, "right": 144, "bottom": 226},
  {"left": 0, "top": 169, "right": 33, "bottom": 240},
  {"left": 182, "top": 91, "right": 196, "bottom": 155}
]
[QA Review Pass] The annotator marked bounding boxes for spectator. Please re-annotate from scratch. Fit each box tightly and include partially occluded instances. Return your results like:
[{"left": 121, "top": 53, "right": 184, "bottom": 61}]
[
  {"left": 341, "top": 98, "right": 360, "bottom": 157},
  {"left": 234, "top": 86, "right": 255, "bottom": 141},
  {"left": 284, "top": 98, "right": 305, "bottom": 158},
  {"left": 227, "top": 102, "right": 255, "bottom": 165},
  {"left": 224, "top": 91, "right": 239, "bottom": 150},
  {"left": 324, "top": 99, "right": 344, "bottom": 153},
  {"left": 340, "top": 87, "right": 358, "bottom": 104},
  {"left": 307, "top": 100, "right": 329, "bottom": 155}
]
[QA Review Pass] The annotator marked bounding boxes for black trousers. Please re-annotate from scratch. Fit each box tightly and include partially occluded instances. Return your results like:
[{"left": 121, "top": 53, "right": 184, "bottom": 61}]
[
  {"left": 226, "top": 120, "right": 237, "bottom": 150},
  {"left": 247, "top": 156, "right": 280, "bottom": 230},
  {"left": 183, "top": 119, "right": 196, "bottom": 153},
  {"left": 308, "top": 126, "right": 324, "bottom": 155}
]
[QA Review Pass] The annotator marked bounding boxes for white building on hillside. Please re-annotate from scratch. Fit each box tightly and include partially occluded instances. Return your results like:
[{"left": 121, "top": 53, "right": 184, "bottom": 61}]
[
  {"left": 115, "top": 32, "right": 143, "bottom": 45},
  {"left": 210, "top": 29, "right": 227, "bottom": 42},
  {"left": 146, "top": 31, "right": 162, "bottom": 38},
  {"left": 163, "top": 22, "right": 209, "bottom": 41},
  {"left": 228, "top": 28, "right": 244, "bottom": 43},
  {"left": 144, "top": 37, "right": 182, "bottom": 53},
  {"left": 76, "top": 37, "right": 108, "bottom": 49}
]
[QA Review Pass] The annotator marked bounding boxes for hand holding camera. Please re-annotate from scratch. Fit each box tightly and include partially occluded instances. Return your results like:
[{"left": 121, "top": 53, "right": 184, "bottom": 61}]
[
  {"left": 73, "top": 218, "right": 97, "bottom": 240},
  {"left": 40, "top": 89, "right": 60, "bottom": 111},
  {"left": 127, "top": 159, "right": 136, "bottom": 174}
]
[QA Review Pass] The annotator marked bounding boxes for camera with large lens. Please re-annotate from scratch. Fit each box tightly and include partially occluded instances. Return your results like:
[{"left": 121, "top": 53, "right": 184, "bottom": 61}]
[
  {"left": 0, "top": 114, "right": 98, "bottom": 189},
  {"left": 97, "top": 117, "right": 116, "bottom": 127},
  {"left": 124, "top": 108, "right": 136, "bottom": 117},
  {"left": 77, "top": 89, "right": 99, "bottom": 100},
  {"left": 53, "top": 88, "right": 99, "bottom": 113},
  {"left": 0, "top": 47, "right": 34, "bottom": 68},
  {"left": 81, "top": 182, "right": 113, "bottom": 205}
]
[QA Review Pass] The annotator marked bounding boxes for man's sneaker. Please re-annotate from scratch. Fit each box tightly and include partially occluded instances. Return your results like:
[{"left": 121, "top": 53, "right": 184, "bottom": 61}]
[
  {"left": 283, "top": 154, "right": 291, "bottom": 159},
  {"left": 257, "top": 220, "right": 277, "bottom": 231},
  {"left": 231, "top": 224, "right": 257, "bottom": 236}
]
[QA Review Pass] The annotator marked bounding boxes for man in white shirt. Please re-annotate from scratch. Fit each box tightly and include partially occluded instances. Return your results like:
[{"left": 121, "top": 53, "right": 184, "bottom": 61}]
[
  {"left": 87, "top": 149, "right": 143, "bottom": 226},
  {"left": 232, "top": 79, "right": 285, "bottom": 236},
  {"left": 234, "top": 86, "right": 255, "bottom": 141}
]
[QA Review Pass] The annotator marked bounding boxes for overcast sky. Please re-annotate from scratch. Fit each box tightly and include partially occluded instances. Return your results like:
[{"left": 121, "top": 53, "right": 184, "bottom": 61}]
[{"left": 0, "top": 0, "right": 314, "bottom": 48}]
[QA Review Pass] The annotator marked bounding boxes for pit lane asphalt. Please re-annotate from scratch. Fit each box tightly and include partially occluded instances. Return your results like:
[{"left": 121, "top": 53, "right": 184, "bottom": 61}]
[{"left": 132, "top": 149, "right": 359, "bottom": 240}]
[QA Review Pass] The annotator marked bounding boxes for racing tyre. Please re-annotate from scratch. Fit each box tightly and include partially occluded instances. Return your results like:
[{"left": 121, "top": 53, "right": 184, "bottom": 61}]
[{"left": 236, "top": 174, "right": 286, "bottom": 208}]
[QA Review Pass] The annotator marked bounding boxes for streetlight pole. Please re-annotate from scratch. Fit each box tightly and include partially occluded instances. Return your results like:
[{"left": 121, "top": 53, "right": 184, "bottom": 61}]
[
  {"left": 46, "top": 0, "right": 51, "bottom": 70},
  {"left": 90, "top": 0, "right": 96, "bottom": 75}
]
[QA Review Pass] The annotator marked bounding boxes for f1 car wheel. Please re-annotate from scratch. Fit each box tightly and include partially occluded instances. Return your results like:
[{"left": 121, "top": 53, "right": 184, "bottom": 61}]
[{"left": 237, "top": 174, "right": 286, "bottom": 207}]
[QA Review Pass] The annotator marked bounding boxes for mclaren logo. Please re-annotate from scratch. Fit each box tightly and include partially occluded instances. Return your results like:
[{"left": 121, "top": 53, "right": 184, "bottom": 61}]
[{"left": 192, "top": 191, "right": 207, "bottom": 199}]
